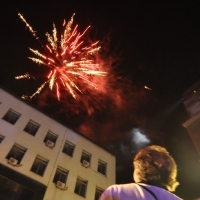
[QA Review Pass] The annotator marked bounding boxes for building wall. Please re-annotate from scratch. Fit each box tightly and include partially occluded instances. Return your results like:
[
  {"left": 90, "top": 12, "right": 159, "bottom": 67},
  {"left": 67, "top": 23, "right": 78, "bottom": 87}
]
[
  {"left": 182, "top": 112, "right": 200, "bottom": 157},
  {"left": 182, "top": 79, "right": 200, "bottom": 157},
  {"left": 182, "top": 79, "right": 200, "bottom": 117},
  {"left": 0, "top": 87, "right": 115, "bottom": 200}
]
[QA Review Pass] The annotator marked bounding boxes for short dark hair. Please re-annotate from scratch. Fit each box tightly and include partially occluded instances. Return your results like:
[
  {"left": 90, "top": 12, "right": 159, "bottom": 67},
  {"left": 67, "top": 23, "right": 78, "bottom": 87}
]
[{"left": 133, "top": 145, "right": 179, "bottom": 191}]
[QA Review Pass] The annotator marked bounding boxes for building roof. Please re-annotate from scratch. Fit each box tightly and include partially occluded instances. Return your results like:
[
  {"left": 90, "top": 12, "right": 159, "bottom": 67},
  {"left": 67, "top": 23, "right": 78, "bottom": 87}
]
[{"left": 0, "top": 85, "right": 115, "bottom": 157}]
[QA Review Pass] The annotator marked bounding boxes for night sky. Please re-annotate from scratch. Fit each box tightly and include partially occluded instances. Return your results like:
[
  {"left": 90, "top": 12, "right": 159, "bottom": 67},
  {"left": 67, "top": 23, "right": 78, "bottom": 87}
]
[{"left": 1, "top": 1, "right": 200, "bottom": 199}]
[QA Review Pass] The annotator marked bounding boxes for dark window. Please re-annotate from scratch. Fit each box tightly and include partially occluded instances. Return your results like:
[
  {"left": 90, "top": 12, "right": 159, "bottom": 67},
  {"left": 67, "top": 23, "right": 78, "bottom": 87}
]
[
  {"left": 44, "top": 131, "right": 58, "bottom": 147},
  {"left": 74, "top": 177, "right": 88, "bottom": 197},
  {"left": 2, "top": 109, "right": 21, "bottom": 124},
  {"left": 30, "top": 155, "right": 48, "bottom": 176},
  {"left": 24, "top": 120, "right": 40, "bottom": 136},
  {"left": 80, "top": 150, "right": 91, "bottom": 163},
  {"left": 0, "top": 134, "right": 5, "bottom": 143},
  {"left": 62, "top": 141, "right": 75, "bottom": 157},
  {"left": 53, "top": 166, "right": 68, "bottom": 184},
  {"left": 6, "top": 143, "right": 27, "bottom": 164},
  {"left": 95, "top": 187, "right": 104, "bottom": 200},
  {"left": 98, "top": 160, "right": 107, "bottom": 175}
]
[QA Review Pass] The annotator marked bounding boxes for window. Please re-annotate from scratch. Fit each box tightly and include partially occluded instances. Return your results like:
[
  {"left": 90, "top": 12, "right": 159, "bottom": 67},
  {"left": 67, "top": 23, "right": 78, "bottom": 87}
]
[
  {"left": 80, "top": 150, "right": 91, "bottom": 163},
  {"left": 44, "top": 131, "right": 58, "bottom": 147},
  {"left": 6, "top": 143, "right": 27, "bottom": 164},
  {"left": 53, "top": 166, "right": 69, "bottom": 184},
  {"left": 62, "top": 141, "right": 75, "bottom": 157},
  {"left": 0, "top": 134, "right": 5, "bottom": 143},
  {"left": 24, "top": 120, "right": 40, "bottom": 136},
  {"left": 74, "top": 177, "right": 88, "bottom": 197},
  {"left": 95, "top": 187, "right": 104, "bottom": 200},
  {"left": 30, "top": 155, "right": 48, "bottom": 176},
  {"left": 98, "top": 160, "right": 107, "bottom": 175},
  {"left": 2, "top": 109, "right": 21, "bottom": 124}
]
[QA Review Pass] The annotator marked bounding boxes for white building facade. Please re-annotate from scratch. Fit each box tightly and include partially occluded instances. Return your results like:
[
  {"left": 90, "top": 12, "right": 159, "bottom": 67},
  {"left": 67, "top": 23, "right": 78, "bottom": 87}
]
[{"left": 0, "top": 87, "right": 116, "bottom": 200}]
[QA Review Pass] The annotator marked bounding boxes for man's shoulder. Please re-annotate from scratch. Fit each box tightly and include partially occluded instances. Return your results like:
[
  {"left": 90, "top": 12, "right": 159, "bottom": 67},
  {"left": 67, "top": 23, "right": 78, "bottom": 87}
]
[
  {"left": 100, "top": 183, "right": 182, "bottom": 200},
  {"left": 139, "top": 184, "right": 182, "bottom": 200},
  {"left": 107, "top": 183, "right": 138, "bottom": 190},
  {"left": 99, "top": 183, "right": 141, "bottom": 200}
]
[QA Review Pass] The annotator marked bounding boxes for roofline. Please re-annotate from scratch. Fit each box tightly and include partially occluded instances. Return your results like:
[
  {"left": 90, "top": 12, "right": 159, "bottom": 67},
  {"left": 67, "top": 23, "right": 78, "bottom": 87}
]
[{"left": 0, "top": 85, "right": 115, "bottom": 157}]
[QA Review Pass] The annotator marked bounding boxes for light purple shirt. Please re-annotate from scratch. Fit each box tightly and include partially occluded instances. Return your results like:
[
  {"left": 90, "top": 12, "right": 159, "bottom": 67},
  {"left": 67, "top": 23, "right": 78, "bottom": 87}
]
[{"left": 99, "top": 183, "right": 182, "bottom": 200}]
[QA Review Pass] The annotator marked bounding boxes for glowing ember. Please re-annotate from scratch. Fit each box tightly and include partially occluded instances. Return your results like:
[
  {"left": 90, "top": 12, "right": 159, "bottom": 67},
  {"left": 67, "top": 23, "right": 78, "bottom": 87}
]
[
  {"left": 15, "top": 73, "right": 35, "bottom": 80},
  {"left": 17, "top": 13, "right": 107, "bottom": 100},
  {"left": 144, "top": 86, "right": 152, "bottom": 90}
]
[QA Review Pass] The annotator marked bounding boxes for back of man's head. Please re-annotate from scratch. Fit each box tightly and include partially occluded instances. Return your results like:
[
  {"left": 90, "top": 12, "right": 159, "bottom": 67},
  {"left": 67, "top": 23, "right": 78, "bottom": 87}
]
[{"left": 133, "top": 145, "right": 179, "bottom": 192}]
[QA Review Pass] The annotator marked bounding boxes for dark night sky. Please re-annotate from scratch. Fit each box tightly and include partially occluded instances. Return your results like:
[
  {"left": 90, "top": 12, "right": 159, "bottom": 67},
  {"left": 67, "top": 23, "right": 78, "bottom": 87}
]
[{"left": 1, "top": 1, "right": 200, "bottom": 199}]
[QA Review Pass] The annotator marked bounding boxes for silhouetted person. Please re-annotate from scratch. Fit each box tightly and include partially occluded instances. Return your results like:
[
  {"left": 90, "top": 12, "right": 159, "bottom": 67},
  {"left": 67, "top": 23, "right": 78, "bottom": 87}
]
[{"left": 100, "top": 145, "right": 182, "bottom": 200}]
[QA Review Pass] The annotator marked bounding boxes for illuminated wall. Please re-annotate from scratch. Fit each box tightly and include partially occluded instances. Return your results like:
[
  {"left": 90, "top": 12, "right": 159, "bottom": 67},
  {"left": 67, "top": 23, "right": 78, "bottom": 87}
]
[{"left": 0, "top": 87, "right": 115, "bottom": 200}]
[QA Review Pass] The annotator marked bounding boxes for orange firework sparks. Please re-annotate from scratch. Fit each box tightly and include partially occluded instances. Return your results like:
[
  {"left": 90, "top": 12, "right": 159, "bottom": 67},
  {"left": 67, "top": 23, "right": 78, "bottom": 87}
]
[
  {"left": 17, "top": 13, "right": 107, "bottom": 100},
  {"left": 15, "top": 73, "right": 35, "bottom": 80}
]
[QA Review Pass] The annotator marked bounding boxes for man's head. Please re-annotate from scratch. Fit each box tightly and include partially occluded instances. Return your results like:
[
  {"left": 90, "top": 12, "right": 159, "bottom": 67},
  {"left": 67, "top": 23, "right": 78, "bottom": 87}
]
[{"left": 133, "top": 145, "right": 179, "bottom": 192}]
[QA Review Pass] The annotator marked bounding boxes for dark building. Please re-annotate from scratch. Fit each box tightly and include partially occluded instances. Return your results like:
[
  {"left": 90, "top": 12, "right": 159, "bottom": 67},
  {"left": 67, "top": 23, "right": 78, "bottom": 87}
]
[{"left": 182, "top": 79, "right": 200, "bottom": 157}]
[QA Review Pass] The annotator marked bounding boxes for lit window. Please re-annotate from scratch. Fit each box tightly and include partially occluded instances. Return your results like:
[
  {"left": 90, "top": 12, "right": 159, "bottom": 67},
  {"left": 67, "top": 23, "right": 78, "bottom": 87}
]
[
  {"left": 0, "top": 134, "right": 5, "bottom": 143},
  {"left": 44, "top": 131, "right": 58, "bottom": 148},
  {"left": 98, "top": 160, "right": 107, "bottom": 175},
  {"left": 24, "top": 120, "right": 40, "bottom": 136},
  {"left": 2, "top": 109, "right": 21, "bottom": 124},
  {"left": 6, "top": 143, "right": 27, "bottom": 164},
  {"left": 30, "top": 155, "right": 48, "bottom": 176},
  {"left": 53, "top": 166, "right": 69, "bottom": 184},
  {"left": 95, "top": 187, "right": 104, "bottom": 200},
  {"left": 62, "top": 141, "right": 75, "bottom": 157},
  {"left": 74, "top": 177, "right": 88, "bottom": 197},
  {"left": 80, "top": 150, "right": 91, "bottom": 163}
]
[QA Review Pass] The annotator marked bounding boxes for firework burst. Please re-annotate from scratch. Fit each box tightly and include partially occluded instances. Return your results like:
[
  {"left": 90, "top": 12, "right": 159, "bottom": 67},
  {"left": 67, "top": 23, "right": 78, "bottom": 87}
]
[{"left": 17, "top": 13, "right": 107, "bottom": 101}]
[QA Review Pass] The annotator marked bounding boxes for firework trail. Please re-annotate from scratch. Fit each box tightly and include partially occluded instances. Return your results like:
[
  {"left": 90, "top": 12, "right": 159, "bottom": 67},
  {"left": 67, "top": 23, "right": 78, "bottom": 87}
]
[{"left": 17, "top": 13, "right": 107, "bottom": 101}]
